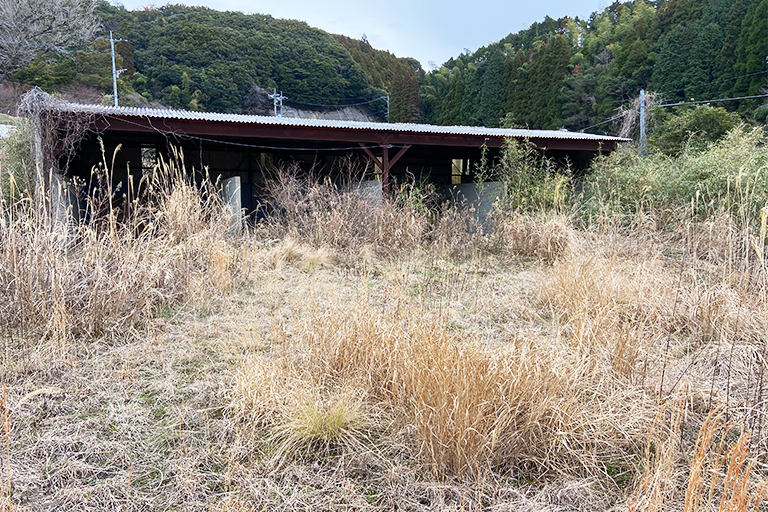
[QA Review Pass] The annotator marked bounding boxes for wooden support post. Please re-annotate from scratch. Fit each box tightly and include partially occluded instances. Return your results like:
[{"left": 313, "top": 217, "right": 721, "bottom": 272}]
[
  {"left": 33, "top": 114, "right": 48, "bottom": 216},
  {"left": 358, "top": 143, "right": 410, "bottom": 199},
  {"left": 381, "top": 146, "right": 390, "bottom": 197}
]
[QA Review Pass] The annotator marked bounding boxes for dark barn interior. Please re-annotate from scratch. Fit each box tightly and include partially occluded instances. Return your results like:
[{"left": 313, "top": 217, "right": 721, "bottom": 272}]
[{"left": 58, "top": 104, "right": 627, "bottom": 218}]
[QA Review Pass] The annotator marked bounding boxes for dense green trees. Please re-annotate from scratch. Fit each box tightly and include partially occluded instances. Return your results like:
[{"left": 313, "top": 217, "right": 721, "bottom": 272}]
[
  {"left": 5, "top": 0, "right": 767, "bottom": 131},
  {"left": 649, "top": 105, "right": 740, "bottom": 155},
  {"left": 9, "top": 2, "right": 382, "bottom": 114},
  {"left": 336, "top": 35, "right": 421, "bottom": 122},
  {"left": 105, "top": 4, "right": 378, "bottom": 112},
  {"left": 422, "top": 0, "right": 766, "bottom": 131}
]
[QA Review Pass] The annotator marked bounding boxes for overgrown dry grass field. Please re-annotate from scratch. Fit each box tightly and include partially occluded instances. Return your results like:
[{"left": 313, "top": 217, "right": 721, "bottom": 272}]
[{"left": 2, "top": 130, "right": 768, "bottom": 510}]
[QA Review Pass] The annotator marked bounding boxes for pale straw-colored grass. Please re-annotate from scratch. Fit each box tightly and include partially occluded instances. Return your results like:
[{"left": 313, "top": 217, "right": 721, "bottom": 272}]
[
  {"left": 234, "top": 297, "right": 655, "bottom": 480},
  {"left": 630, "top": 405, "right": 768, "bottom": 512},
  {"left": 4, "top": 132, "right": 768, "bottom": 509}
]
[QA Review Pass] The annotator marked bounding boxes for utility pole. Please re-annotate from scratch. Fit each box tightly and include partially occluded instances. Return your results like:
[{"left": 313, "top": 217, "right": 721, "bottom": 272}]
[
  {"left": 385, "top": 92, "right": 390, "bottom": 121},
  {"left": 639, "top": 89, "right": 646, "bottom": 155},
  {"left": 110, "top": 31, "right": 127, "bottom": 107},
  {"left": 268, "top": 88, "right": 286, "bottom": 117}
]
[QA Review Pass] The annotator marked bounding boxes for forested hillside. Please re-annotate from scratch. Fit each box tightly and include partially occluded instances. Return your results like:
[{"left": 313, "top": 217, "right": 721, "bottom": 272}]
[
  {"left": 97, "top": 3, "right": 382, "bottom": 114},
  {"left": 3, "top": 0, "right": 766, "bottom": 130},
  {"left": 423, "top": 0, "right": 768, "bottom": 130},
  {"left": 6, "top": 2, "right": 388, "bottom": 116},
  {"left": 336, "top": 35, "right": 422, "bottom": 122}
]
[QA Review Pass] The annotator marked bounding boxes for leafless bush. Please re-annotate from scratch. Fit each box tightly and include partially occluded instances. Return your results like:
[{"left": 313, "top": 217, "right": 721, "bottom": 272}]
[{"left": 261, "top": 166, "right": 430, "bottom": 258}]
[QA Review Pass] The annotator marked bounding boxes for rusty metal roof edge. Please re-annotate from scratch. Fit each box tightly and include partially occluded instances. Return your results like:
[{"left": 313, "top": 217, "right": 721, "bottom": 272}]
[{"left": 59, "top": 102, "right": 631, "bottom": 142}]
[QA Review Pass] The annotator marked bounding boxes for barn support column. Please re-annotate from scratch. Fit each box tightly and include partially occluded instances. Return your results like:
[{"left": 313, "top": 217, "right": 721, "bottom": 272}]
[
  {"left": 33, "top": 114, "right": 48, "bottom": 217},
  {"left": 51, "top": 173, "right": 79, "bottom": 237},
  {"left": 359, "top": 143, "right": 410, "bottom": 198}
]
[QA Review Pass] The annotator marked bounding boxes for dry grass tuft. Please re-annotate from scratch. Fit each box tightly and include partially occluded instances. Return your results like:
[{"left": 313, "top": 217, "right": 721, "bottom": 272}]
[
  {"left": 261, "top": 167, "right": 430, "bottom": 259},
  {"left": 234, "top": 300, "right": 654, "bottom": 480},
  {"left": 631, "top": 406, "right": 768, "bottom": 512},
  {"left": 272, "top": 393, "right": 367, "bottom": 460},
  {"left": 497, "top": 214, "right": 580, "bottom": 262},
  {"left": 539, "top": 254, "right": 674, "bottom": 381},
  {"left": 0, "top": 158, "right": 237, "bottom": 345},
  {"left": 261, "top": 237, "right": 335, "bottom": 271}
]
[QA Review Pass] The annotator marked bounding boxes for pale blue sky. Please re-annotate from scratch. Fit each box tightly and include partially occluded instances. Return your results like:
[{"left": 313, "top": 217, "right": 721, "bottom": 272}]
[{"left": 112, "top": 0, "right": 611, "bottom": 69}]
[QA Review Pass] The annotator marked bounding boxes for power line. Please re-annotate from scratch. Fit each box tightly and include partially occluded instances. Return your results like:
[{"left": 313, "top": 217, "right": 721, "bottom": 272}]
[
  {"left": 657, "top": 93, "right": 768, "bottom": 107},
  {"left": 125, "top": 53, "right": 388, "bottom": 110},
  {"left": 283, "top": 95, "right": 389, "bottom": 108},
  {"left": 582, "top": 92, "right": 768, "bottom": 134},
  {"left": 654, "top": 70, "right": 768, "bottom": 98},
  {"left": 580, "top": 113, "right": 626, "bottom": 132}
]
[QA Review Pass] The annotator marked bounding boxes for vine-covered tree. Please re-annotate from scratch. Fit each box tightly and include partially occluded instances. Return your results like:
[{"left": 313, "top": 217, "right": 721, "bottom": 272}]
[{"left": 0, "top": 0, "right": 99, "bottom": 77}]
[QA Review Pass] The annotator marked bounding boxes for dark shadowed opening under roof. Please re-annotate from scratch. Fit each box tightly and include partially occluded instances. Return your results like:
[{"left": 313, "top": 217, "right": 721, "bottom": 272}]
[{"left": 54, "top": 103, "right": 628, "bottom": 217}]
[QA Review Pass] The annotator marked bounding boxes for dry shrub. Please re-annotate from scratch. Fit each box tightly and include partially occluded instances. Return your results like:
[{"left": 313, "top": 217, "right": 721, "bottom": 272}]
[
  {"left": 233, "top": 300, "right": 654, "bottom": 479},
  {"left": 162, "top": 182, "right": 206, "bottom": 242},
  {"left": 686, "top": 213, "right": 744, "bottom": 266},
  {"left": 683, "top": 283, "right": 758, "bottom": 344},
  {"left": 539, "top": 254, "right": 675, "bottom": 381},
  {"left": 540, "top": 247, "right": 768, "bottom": 385},
  {"left": 262, "top": 167, "right": 429, "bottom": 258},
  {"left": 497, "top": 214, "right": 579, "bottom": 262},
  {"left": 0, "top": 204, "right": 162, "bottom": 340},
  {"left": 429, "top": 204, "right": 485, "bottom": 260}
]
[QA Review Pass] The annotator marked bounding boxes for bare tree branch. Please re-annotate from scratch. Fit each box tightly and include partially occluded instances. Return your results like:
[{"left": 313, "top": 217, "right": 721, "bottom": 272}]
[{"left": 0, "top": 0, "right": 100, "bottom": 77}]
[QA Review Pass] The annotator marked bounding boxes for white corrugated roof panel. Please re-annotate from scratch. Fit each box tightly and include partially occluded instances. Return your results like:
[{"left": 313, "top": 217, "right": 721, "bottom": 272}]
[{"left": 59, "top": 102, "right": 630, "bottom": 143}]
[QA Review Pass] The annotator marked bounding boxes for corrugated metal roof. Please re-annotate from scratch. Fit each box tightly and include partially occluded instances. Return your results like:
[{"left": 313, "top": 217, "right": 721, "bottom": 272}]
[{"left": 60, "top": 102, "right": 630, "bottom": 142}]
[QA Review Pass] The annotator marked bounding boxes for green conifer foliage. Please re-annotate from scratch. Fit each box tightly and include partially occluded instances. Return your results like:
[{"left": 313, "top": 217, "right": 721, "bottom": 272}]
[
  {"left": 734, "top": 0, "right": 768, "bottom": 104},
  {"left": 438, "top": 70, "right": 463, "bottom": 125},
  {"left": 460, "top": 63, "right": 481, "bottom": 126},
  {"left": 478, "top": 50, "right": 504, "bottom": 127}
]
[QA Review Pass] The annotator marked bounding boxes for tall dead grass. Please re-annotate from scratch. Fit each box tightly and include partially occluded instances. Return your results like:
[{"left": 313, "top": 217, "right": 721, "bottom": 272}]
[
  {"left": 260, "top": 166, "right": 519, "bottom": 261},
  {"left": 233, "top": 299, "right": 654, "bottom": 480},
  {"left": 261, "top": 167, "right": 429, "bottom": 258},
  {"left": 0, "top": 156, "right": 237, "bottom": 348},
  {"left": 630, "top": 405, "right": 768, "bottom": 512},
  {"left": 495, "top": 213, "right": 580, "bottom": 262},
  {"left": 3, "top": 130, "right": 768, "bottom": 508}
]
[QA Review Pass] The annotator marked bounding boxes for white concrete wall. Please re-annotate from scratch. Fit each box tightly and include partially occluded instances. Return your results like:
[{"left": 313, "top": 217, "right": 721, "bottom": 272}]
[
  {"left": 222, "top": 176, "right": 242, "bottom": 235},
  {"left": 50, "top": 173, "right": 79, "bottom": 245},
  {"left": 441, "top": 181, "right": 507, "bottom": 227},
  {"left": 353, "top": 179, "right": 382, "bottom": 203}
]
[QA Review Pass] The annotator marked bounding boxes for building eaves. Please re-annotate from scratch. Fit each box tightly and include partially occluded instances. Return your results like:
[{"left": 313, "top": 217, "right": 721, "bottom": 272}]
[{"left": 58, "top": 102, "right": 630, "bottom": 143}]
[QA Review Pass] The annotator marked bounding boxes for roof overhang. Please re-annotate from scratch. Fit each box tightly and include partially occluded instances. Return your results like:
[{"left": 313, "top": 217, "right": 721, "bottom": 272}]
[{"left": 57, "top": 103, "right": 629, "bottom": 153}]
